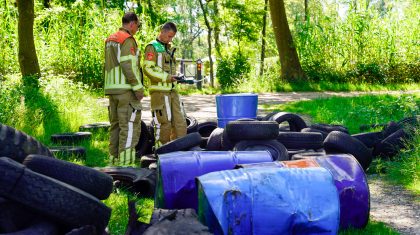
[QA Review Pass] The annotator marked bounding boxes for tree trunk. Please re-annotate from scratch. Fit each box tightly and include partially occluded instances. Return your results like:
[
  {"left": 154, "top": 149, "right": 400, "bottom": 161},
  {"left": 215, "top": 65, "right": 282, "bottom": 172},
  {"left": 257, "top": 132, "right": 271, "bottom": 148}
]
[
  {"left": 213, "top": 0, "right": 221, "bottom": 57},
  {"left": 259, "top": 0, "right": 268, "bottom": 76},
  {"left": 269, "top": 0, "right": 306, "bottom": 80},
  {"left": 17, "top": 0, "right": 40, "bottom": 78},
  {"left": 304, "top": 0, "right": 309, "bottom": 21},
  {"left": 198, "top": 0, "right": 214, "bottom": 87}
]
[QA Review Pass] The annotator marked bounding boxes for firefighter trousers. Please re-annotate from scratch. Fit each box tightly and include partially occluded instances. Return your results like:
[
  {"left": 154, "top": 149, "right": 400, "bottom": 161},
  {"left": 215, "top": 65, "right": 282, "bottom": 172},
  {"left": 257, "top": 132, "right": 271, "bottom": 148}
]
[
  {"left": 108, "top": 91, "right": 142, "bottom": 165},
  {"left": 150, "top": 90, "right": 187, "bottom": 147}
]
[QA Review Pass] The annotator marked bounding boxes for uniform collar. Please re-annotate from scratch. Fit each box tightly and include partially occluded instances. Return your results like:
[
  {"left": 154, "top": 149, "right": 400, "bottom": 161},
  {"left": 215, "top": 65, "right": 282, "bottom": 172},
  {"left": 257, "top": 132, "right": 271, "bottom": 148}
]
[
  {"left": 120, "top": 27, "right": 132, "bottom": 36},
  {"left": 156, "top": 38, "right": 170, "bottom": 49}
]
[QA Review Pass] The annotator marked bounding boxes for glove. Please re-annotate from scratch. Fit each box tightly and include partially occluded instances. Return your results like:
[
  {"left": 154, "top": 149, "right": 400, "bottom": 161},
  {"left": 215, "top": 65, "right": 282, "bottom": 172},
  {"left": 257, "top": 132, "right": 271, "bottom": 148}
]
[{"left": 134, "top": 90, "right": 144, "bottom": 101}]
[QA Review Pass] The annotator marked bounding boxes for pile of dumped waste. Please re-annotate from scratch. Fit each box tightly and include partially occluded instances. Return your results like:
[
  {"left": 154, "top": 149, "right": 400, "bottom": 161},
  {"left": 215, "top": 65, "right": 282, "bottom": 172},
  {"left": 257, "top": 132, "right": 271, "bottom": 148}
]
[{"left": 0, "top": 102, "right": 418, "bottom": 234}]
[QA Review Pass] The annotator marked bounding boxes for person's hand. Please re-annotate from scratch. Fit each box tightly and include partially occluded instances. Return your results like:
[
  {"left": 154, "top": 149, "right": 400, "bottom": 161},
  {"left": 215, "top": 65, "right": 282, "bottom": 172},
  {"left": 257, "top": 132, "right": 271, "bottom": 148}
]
[{"left": 134, "top": 90, "right": 144, "bottom": 101}]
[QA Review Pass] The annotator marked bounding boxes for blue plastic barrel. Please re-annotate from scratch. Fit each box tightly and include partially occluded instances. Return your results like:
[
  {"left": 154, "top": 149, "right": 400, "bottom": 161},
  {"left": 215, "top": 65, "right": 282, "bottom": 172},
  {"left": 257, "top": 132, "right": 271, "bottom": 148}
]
[
  {"left": 215, "top": 93, "right": 258, "bottom": 128},
  {"left": 235, "top": 154, "right": 370, "bottom": 229},
  {"left": 156, "top": 151, "right": 273, "bottom": 210},
  {"left": 197, "top": 167, "right": 340, "bottom": 235}
]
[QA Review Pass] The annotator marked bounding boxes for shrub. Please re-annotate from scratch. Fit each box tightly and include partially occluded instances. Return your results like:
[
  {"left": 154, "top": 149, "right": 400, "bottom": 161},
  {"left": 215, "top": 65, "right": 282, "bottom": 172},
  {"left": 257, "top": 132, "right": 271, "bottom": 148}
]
[{"left": 217, "top": 51, "right": 250, "bottom": 89}]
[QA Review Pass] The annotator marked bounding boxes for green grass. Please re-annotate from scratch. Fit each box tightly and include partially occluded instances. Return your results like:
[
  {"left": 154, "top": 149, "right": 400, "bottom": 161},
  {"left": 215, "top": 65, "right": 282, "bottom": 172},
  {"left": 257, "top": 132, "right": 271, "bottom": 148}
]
[
  {"left": 339, "top": 220, "right": 399, "bottom": 235},
  {"left": 262, "top": 94, "right": 419, "bottom": 134},
  {"left": 1, "top": 75, "right": 419, "bottom": 233}
]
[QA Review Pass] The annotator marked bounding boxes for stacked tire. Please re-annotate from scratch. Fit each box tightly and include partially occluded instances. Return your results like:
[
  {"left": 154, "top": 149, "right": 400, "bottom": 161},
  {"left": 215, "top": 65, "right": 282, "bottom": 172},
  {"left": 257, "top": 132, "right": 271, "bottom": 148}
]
[{"left": 0, "top": 155, "right": 113, "bottom": 234}]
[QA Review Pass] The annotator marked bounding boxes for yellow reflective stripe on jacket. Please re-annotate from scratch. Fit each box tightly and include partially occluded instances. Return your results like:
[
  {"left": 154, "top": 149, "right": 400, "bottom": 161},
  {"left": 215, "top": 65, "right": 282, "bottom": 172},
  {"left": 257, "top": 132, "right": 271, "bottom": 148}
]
[
  {"left": 105, "top": 66, "right": 129, "bottom": 88},
  {"left": 132, "top": 83, "right": 143, "bottom": 90},
  {"left": 149, "top": 83, "right": 172, "bottom": 91},
  {"left": 144, "top": 60, "right": 167, "bottom": 82},
  {"left": 120, "top": 54, "right": 142, "bottom": 88}
]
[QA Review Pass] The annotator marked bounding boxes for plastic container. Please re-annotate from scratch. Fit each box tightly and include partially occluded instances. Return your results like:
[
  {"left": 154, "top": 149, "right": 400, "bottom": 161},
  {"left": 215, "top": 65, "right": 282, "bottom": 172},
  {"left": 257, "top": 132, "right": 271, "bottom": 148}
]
[
  {"left": 197, "top": 167, "right": 340, "bottom": 235},
  {"left": 235, "top": 154, "right": 370, "bottom": 229},
  {"left": 215, "top": 93, "right": 258, "bottom": 128},
  {"left": 156, "top": 151, "right": 273, "bottom": 210}
]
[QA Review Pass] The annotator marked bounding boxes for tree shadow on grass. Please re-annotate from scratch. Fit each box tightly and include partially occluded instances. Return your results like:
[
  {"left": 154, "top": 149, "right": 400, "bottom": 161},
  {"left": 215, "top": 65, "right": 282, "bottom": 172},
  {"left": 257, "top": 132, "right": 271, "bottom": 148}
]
[{"left": 20, "top": 77, "right": 71, "bottom": 145}]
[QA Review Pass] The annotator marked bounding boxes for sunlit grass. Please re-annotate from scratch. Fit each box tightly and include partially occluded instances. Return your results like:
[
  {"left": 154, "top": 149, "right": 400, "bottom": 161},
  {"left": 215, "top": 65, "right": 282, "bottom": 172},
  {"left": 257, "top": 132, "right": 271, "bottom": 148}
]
[
  {"left": 262, "top": 94, "right": 419, "bottom": 134},
  {"left": 104, "top": 191, "right": 154, "bottom": 234},
  {"left": 339, "top": 220, "right": 399, "bottom": 235}
]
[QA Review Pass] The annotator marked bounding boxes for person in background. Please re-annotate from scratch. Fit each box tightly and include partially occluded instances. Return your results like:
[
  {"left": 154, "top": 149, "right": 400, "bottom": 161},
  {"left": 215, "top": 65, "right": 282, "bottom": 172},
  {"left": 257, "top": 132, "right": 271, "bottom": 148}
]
[
  {"left": 143, "top": 22, "right": 187, "bottom": 149},
  {"left": 103, "top": 12, "right": 144, "bottom": 165}
]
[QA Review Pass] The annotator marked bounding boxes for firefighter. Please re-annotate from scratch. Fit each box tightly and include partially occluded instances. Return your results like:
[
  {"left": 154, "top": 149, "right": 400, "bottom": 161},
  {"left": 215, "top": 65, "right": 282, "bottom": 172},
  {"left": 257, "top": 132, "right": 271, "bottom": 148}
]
[
  {"left": 104, "top": 12, "right": 144, "bottom": 165},
  {"left": 143, "top": 22, "right": 187, "bottom": 148}
]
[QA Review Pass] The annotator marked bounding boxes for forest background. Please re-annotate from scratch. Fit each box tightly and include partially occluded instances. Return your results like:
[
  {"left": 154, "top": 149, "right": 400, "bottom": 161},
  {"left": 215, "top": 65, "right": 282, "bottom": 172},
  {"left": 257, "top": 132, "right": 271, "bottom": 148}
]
[{"left": 0, "top": 0, "right": 418, "bottom": 92}]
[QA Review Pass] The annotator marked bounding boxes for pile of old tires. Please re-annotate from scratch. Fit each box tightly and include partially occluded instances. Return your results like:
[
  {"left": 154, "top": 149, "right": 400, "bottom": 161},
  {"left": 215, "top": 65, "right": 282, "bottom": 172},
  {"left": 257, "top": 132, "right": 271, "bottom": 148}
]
[
  {"left": 146, "top": 113, "right": 419, "bottom": 172},
  {"left": 0, "top": 124, "right": 113, "bottom": 234}
]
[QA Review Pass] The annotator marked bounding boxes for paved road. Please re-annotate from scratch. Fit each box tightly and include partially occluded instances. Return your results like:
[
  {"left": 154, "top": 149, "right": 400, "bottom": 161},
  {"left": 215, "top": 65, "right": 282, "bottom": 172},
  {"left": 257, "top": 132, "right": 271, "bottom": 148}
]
[{"left": 98, "top": 90, "right": 419, "bottom": 124}]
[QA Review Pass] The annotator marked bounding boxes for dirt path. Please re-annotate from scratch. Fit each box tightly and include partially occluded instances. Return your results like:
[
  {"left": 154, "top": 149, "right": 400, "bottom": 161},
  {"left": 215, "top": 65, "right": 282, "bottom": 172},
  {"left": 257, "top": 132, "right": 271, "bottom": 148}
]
[
  {"left": 98, "top": 90, "right": 420, "bottom": 233},
  {"left": 368, "top": 175, "right": 420, "bottom": 235},
  {"left": 121, "top": 90, "right": 419, "bottom": 123}
]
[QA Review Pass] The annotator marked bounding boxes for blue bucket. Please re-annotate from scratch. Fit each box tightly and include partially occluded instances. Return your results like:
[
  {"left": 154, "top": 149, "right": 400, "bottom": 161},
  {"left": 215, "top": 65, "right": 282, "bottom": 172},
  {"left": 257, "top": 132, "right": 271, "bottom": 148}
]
[
  {"left": 197, "top": 167, "right": 340, "bottom": 235},
  {"left": 216, "top": 93, "right": 258, "bottom": 128},
  {"left": 156, "top": 151, "right": 273, "bottom": 210}
]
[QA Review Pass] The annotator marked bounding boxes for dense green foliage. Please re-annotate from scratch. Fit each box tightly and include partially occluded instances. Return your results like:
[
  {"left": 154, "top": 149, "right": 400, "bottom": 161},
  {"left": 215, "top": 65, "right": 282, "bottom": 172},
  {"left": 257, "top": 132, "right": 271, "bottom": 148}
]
[{"left": 1, "top": 0, "right": 418, "bottom": 91}]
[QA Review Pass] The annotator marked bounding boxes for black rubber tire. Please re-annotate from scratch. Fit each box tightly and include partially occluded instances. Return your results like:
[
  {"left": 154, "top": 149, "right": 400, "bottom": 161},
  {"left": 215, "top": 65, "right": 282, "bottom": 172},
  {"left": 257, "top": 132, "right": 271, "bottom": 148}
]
[
  {"left": 277, "top": 132, "right": 323, "bottom": 150},
  {"left": 291, "top": 152, "right": 327, "bottom": 160},
  {"left": 0, "top": 197, "right": 39, "bottom": 233},
  {"left": 398, "top": 115, "right": 419, "bottom": 130},
  {"left": 287, "top": 149, "right": 313, "bottom": 159},
  {"left": 144, "top": 209, "right": 211, "bottom": 235},
  {"left": 186, "top": 116, "right": 199, "bottom": 134},
  {"left": 324, "top": 131, "right": 372, "bottom": 171},
  {"left": 197, "top": 121, "right": 218, "bottom": 138},
  {"left": 206, "top": 128, "right": 224, "bottom": 151},
  {"left": 23, "top": 155, "right": 113, "bottom": 200},
  {"left": 301, "top": 127, "right": 329, "bottom": 140},
  {"left": 51, "top": 132, "right": 92, "bottom": 144},
  {"left": 269, "top": 112, "right": 307, "bottom": 131},
  {"left": 381, "top": 121, "right": 402, "bottom": 138},
  {"left": 2, "top": 220, "right": 59, "bottom": 235},
  {"left": 221, "top": 128, "right": 235, "bottom": 151},
  {"left": 97, "top": 167, "right": 156, "bottom": 197},
  {"left": 233, "top": 140, "right": 289, "bottom": 161},
  {"left": 351, "top": 131, "right": 384, "bottom": 148},
  {"left": 136, "top": 121, "right": 154, "bottom": 157},
  {"left": 140, "top": 154, "right": 157, "bottom": 168},
  {"left": 359, "top": 123, "right": 387, "bottom": 132},
  {"left": 48, "top": 146, "right": 86, "bottom": 159},
  {"left": 156, "top": 132, "right": 202, "bottom": 155},
  {"left": 200, "top": 137, "right": 208, "bottom": 149},
  {"left": 78, "top": 122, "right": 110, "bottom": 132},
  {"left": 0, "top": 124, "right": 53, "bottom": 163},
  {"left": 262, "top": 111, "right": 278, "bottom": 121},
  {"left": 0, "top": 157, "right": 111, "bottom": 234},
  {"left": 373, "top": 129, "right": 409, "bottom": 158},
  {"left": 226, "top": 121, "right": 279, "bottom": 141},
  {"left": 65, "top": 225, "right": 97, "bottom": 235},
  {"left": 310, "top": 123, "right": 349, "bottom": 134}
]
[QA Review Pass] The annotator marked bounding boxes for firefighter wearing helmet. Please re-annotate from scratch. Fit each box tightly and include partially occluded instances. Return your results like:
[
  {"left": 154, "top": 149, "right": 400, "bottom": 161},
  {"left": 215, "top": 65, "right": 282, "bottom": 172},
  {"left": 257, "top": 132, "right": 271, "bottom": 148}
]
[
  {"left": 143, "top": 22, "right": 187, "bottom": 148},
  {"left": 104, "top": 12, "right": 144, "bottom": 165}
]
